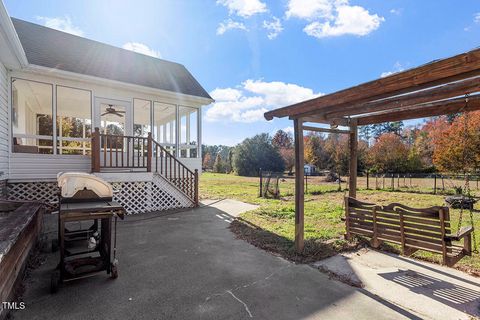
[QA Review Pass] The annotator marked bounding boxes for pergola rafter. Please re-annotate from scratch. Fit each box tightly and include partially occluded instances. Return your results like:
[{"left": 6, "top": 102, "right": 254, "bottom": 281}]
[{"left": 264, "top": 47, "right": 480, "bottom": 253}]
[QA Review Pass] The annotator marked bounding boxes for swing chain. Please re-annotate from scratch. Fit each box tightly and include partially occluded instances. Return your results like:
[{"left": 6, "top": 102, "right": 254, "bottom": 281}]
[{"left": 456, "top": 94, "right": 478, "bottom": 253}]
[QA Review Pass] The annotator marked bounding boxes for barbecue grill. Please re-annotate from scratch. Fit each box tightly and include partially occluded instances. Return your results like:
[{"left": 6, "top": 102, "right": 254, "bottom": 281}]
[{"left": 51, "top": 172, "right": 125, "bottom": 293}]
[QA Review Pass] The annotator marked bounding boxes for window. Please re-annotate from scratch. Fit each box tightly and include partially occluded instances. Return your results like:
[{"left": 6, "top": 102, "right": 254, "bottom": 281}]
[
  {"left": 134, "top": 99, "right": 151, "bottom": 137},
  {"left": 56, "top": 86, "right": 92, "bottom": 155},
  {"left": 12, "top": 79, "right": 53, "bottom": 154},
  {"left": 100, "top": 103, "right": 126, "bottom": 135},
  {"left": 153, "top": 102, "right": 176, "bottom": 155},
  {"left": 179, "top": 106, "right": 198, "bottom": 158}
]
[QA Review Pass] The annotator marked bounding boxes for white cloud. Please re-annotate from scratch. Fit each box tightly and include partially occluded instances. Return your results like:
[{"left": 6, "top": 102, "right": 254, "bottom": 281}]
[
  {"left": 216, "top": 19, "right": 248, "bottom": 35},
  {"left": 122, "top": 42, "right": 161, "bottom": 58},
  {"left": 217, "top": 0, "right": 267, "bottom": 18},
  {"left": 286, "top": 0, "right": 383, "bottom": 39},
  {"left": 210, "top": 88, "right": 243, "bottom": 101},
  {"left": 390, "top": 8, "right": 402, "bottom": 15},
  {"left": 206, "top": 79, "right": 322, "bottom": 123},
  {"left": 263, "top": 17, "right": 283, "bottom": 39},
  {"left": 380, "top": 61, "right": 405, "bottom": 78},
  {"left": 475, "top": 13, "right": 480, "bottom": 24},
  {"left": 283, "top": 126, "right": 294, "bottom": 134},
  {"left": 286, "top": 0, "right": 337, "bottom": 20},
  {"left": 36, "top": 16, "right": 84, "bottom": 36},
  {"left": 303, "top": 5, "right": 384, "bottom": 38}
]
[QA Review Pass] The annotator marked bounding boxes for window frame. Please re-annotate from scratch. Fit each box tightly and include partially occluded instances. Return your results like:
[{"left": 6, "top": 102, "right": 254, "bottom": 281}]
[
  {"left": 11, "top": 77, "right": 54, "bottom": 154},
  {"left": 55, "top": 85, "right": 93, "bottom": 155}
]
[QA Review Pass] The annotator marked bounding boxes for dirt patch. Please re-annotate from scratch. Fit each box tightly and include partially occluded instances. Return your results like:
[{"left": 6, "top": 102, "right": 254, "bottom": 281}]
[{"left": 229, "top": 218, "right": 361, "bottom": 264}]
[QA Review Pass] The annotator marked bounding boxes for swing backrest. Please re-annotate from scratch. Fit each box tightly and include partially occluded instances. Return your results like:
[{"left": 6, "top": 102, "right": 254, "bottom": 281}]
[{"left": 345, "top": 197, "right": 454, "bottom": 255}]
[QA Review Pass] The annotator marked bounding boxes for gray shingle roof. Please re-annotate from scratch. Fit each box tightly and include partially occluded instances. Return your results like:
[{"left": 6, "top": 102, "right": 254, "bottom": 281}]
[{"left": 11, "top": 18, "right": 212, "bottom": 100}]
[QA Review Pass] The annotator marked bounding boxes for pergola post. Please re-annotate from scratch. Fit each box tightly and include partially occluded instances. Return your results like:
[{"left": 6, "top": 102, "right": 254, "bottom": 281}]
[
  {"left": 293, "top": 118, "right": 304, "bottom": 253},
  {"left": 349, "top": 119, "right": 358, "bottom": 198}
]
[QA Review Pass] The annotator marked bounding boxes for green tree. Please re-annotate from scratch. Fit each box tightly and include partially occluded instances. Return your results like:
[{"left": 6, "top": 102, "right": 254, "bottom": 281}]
[
  {"left": 233, "top": 133, "right": 284, "bottom": 176},
  {"left": 213, "top": 153, "right": 224, "bottom": 173}
]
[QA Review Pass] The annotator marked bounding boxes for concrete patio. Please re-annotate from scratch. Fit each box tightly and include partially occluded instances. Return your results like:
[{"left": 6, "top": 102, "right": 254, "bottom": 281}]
[{"left": 11, "top": 199, "right": 477, "bottom": 319}]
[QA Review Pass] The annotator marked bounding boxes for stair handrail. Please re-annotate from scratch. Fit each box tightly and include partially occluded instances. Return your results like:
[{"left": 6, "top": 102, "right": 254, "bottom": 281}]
[{"left": 151, "top": 138, "right": 199, "bottom": 207}]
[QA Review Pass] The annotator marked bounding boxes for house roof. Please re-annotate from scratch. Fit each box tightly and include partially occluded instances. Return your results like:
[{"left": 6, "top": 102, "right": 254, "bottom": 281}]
[{"left": 11, "top": 18, "right": 212, "bottom": 100}]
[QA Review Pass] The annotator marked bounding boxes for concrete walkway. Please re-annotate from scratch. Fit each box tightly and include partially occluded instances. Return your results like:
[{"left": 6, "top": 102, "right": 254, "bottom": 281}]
[
  {"left": 314, "top": 248, "right": 480, "bottom": 320},
  {"left": 12, "top": 199, "right": 456, "bottom": 319}
]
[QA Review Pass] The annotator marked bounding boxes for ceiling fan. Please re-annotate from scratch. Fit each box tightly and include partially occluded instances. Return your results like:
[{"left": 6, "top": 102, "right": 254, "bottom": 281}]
[{"left": 101, "top": 104, "right": 125, "bottom": 117}]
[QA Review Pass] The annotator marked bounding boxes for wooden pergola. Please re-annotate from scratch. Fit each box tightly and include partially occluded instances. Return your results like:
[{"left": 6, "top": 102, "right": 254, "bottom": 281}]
[{"left": 264, "top": 48, "right": 480, "bottom": 253}]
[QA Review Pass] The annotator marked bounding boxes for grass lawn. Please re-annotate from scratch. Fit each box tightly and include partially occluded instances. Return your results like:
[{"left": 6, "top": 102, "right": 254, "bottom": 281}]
[{"left": 200, "top": 172, "right": 480, "bottom": 273}]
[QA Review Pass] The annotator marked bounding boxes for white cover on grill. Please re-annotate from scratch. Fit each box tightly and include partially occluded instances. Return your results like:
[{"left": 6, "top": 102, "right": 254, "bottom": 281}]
[{"left": 57, "top": 172, "right": 113, "bottom": 198}]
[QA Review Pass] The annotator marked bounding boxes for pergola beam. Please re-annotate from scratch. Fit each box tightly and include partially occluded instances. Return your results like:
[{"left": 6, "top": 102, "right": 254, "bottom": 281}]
[
  {"left": 294, "top": 115, "right": 350, "bottom": 127},
  {"left": 324, "top": 76, "right": 480, "bottom": 119},
  {"left": 264, "top": 48, "right": 480, "bottom": 120},
  {"left": 356, "top": 95, "right": 480, "bottom": 125},
  {"left": 302, "top": 125, "right": 350, "bottom": 134}
]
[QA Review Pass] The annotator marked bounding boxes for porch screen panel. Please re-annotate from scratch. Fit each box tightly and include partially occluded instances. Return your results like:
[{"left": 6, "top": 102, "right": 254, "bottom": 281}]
[
  {"left": 134, "top": 99, "right": 151, "bottom": 137},
  {"left": 179, "top": 106, "right": 198, "bottom": 158},
  {"left": 56, "top": 86, "right": 92, "bottom": 155},
  {"left": 153, "top": 102, "right": 176, "bottom": 155},
  {"left": 12, "top": 79, "right": 53, "bottom": 154}
]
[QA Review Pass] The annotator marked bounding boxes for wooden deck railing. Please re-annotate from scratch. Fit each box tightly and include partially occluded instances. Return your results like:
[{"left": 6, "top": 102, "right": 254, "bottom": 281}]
[{"left": 91, "top": 127, "right": 198, "bottom": 206}]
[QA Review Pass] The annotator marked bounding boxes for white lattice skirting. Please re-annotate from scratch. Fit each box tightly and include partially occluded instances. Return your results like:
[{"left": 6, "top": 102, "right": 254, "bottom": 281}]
[{"left": 7, "top": 174, "right": 193, "bottom": 214}]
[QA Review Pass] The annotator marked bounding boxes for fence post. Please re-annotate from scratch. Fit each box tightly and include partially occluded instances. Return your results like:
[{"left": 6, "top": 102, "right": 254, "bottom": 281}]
[
  {"left": 375, "top": 174, "right": 378, "bottom": 190},
  {"left": 434, "top": 174, "right": 437, "bottom": 195},
  {"left": 366, "top": 171, "right": 370, "bottom": 190},
  {"left": 306, "top": 174, "right": 309, "bottom": 193},
  {"left": 383, "top": 175, "right": 385, "bottom": 189},
  {"left": 397, "top": 174, "right": 400, "bottom": 189},
  {"left": 391, "top": 173, "right": 394, "bottom": 190},
  {"left": 259, "top": 168, "right": 263, "bottom": 197}
]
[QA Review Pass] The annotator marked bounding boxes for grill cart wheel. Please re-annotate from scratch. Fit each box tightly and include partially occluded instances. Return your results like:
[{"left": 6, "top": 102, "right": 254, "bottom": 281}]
[
  {"left": 50, "top": 270, "right": 60, "bottom": 293},
  {"left": 111, "top": 263, "right": 118, "bottom": 279}
]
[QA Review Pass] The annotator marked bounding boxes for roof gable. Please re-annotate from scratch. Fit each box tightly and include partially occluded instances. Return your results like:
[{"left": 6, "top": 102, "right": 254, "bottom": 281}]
[{"left": 11, "top": 18, "right": 211, "bottom": 100}]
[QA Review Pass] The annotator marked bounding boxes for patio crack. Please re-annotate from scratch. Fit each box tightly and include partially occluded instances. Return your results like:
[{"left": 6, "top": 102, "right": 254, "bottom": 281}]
[
  {"left": 201, "top": 265, "right": 291, "bottom": 317},
  {"left": 227, "top": 290, "right": 253, "bottom": 318}
]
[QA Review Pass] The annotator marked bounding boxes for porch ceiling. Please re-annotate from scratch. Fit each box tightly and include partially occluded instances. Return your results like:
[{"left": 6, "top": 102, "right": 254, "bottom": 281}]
[{"left": 264, "top": 47, "right": 480, "bottom": 126}]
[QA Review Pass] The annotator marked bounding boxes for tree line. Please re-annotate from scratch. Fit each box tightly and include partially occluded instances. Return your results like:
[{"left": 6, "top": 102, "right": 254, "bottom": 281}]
[{"left": 202, "top": 112, "right": 480, "bottom": 177}]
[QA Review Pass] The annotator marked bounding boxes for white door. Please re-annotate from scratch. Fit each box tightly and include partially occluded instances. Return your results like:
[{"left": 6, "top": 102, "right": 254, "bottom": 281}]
[{"left": 94, "top": 98, "right": 133, "bottom": 136}]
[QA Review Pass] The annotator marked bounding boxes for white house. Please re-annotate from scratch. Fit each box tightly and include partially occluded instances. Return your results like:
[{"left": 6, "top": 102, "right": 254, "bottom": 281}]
[
  {"left": 304, "top": 164, "right": 317, "bottom": 176},
  {"left": 0, "top": 3, "right": 213, "bottom": 213}
]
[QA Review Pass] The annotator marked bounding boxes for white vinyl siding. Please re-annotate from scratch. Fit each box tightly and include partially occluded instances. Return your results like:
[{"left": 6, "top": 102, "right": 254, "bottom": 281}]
[
  {"left": 9, "top": 154, "right": 90, "bottom": 181},
  {"left": 0, "top": 63, "right": 9, "bottom": 179}
]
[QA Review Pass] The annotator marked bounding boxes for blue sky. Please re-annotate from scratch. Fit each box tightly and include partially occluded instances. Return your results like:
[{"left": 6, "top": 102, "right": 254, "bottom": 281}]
[{"left": 4, "top": 0, "right": 480, "bottom": 145}]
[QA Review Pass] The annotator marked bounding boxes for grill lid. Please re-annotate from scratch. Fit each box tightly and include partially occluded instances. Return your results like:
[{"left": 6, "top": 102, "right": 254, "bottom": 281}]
[{"left": 57, "top": 172, "right": 113, "bottom": 199}]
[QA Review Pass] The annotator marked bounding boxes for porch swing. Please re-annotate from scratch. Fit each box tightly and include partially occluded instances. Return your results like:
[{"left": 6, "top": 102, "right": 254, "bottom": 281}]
[{"left": 344, "top": 94, "right": 476, "bottom": 267}]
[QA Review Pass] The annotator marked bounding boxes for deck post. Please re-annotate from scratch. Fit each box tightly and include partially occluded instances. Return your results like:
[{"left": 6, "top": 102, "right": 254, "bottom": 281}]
[
  {"left": 92, "top": 127, "right": 101, "bottom": 172},
  {"left": 294, "top": 118, "right": 305, "bottom": 253},
  {"left": 349, "top": 119, "right": 358, "bottom": 198},
  {"left": 194, "top": 169, "right": 199, "bottom": 207},
  {"left": 147, "top": 132, "right": 152, "bottom": 172}
]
